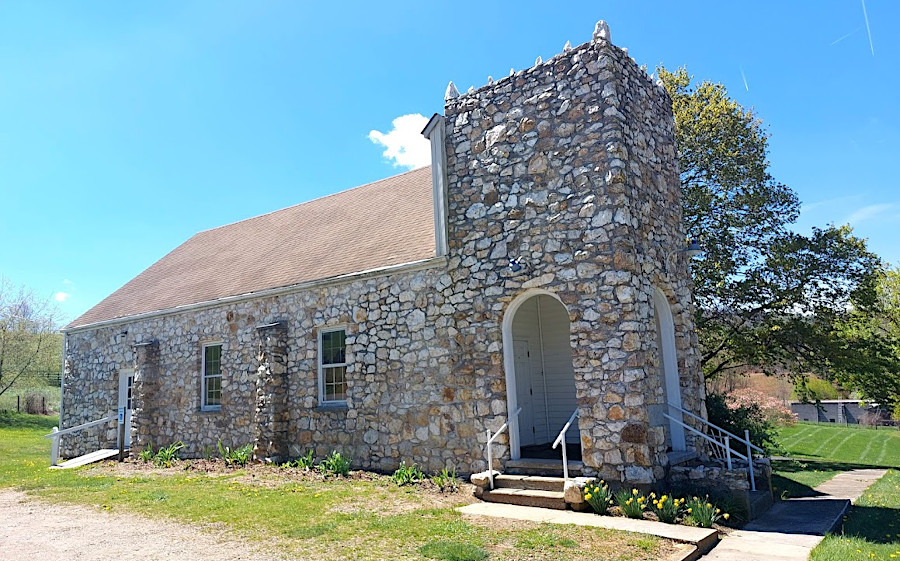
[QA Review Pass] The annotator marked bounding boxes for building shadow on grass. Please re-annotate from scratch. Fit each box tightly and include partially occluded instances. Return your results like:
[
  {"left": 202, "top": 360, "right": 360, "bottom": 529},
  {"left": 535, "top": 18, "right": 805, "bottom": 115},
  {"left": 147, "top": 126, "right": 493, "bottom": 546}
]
[{"left": 839, "top": 504, "right": 900, "bottom": 544}]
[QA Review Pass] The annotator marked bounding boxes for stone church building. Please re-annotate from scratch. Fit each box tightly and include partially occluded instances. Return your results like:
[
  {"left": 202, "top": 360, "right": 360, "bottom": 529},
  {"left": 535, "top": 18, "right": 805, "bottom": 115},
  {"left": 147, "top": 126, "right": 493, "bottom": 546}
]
[{"left": 60, "top": 21, "right": 706, "bottom": 486}]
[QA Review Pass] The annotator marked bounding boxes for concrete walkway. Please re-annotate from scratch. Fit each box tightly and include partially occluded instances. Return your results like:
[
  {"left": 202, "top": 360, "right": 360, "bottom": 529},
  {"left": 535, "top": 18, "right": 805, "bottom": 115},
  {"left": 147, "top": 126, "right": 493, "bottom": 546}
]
[
  {"left": 458, "top": 468, "right": 887, "bottom": 561},
  {"left": 458, "top": 502, "right": 718, "bottom": 550},
  {"left": 702, "top": 468, "right": 887, "bottom": 560}
]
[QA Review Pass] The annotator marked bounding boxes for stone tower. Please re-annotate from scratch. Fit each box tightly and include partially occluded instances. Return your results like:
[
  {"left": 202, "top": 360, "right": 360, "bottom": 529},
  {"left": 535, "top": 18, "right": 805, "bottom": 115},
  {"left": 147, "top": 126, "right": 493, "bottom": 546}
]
[{"left": 427, "top": 20, "right": 704, "bottom": 485}]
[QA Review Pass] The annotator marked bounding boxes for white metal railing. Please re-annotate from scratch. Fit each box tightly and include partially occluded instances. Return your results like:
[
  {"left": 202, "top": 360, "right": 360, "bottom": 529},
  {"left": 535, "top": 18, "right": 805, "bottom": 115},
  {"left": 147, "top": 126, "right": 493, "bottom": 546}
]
[
  {"left": 485, "top": 407, "right": 521, "bottom": 490},
  {"left": 670, "top": 403, "right": 763, "bottom": 455},
  {"left": 663, "top": 408, "right": 759, "bottom": 491},
  {"left": 45, "top": 413, "right": 117, "bottom": 466},
  {"left": 552, "top": 409, "right": 579, "bottom": 482}
]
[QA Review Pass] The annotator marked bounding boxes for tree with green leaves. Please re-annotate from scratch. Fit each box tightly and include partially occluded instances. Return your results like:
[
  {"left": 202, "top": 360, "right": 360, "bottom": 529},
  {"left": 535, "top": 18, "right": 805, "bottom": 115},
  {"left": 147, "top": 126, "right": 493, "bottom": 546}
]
[
  {"left": 657, "top": 67, "right": 883, "bottom": 381},
  {"left": 828, "top": 267, "right": 900, "bottom": 410},
  {"left": 0, "top": 277, "right": 62, "bottom": 398}
]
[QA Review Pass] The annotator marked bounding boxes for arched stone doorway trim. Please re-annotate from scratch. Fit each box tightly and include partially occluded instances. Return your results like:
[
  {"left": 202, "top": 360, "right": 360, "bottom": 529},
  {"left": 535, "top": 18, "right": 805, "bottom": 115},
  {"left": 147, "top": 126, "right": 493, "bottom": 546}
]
[
  {"left": 652, "top": 286, "right": 686, "bottom": 451},
  {"left": 501, "top": 288, "right": 571, "bottom": 460}
]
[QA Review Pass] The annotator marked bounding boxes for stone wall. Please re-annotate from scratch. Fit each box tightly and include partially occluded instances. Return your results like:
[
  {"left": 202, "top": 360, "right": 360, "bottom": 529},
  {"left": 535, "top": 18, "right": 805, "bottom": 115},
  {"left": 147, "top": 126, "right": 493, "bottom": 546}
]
[
  {"left": 62, "top": 263, "right": 507, "bottom": 474},
  {"left": 62, "top": 22, "right": 704, "bottom": 484},
  {"left": 440, "top": 22, "right": 702, "bottom": 484}
]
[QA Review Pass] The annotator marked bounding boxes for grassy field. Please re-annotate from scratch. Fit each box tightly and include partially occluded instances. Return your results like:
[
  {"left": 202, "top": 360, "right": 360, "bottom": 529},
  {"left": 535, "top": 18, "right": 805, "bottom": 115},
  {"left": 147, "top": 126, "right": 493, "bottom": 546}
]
[
  {"left": 771, "top": 422, "right": 900, "bottom": 500},
  {"left": 0, "top": 412, "right": 672, "bottom": 561},
  {"left": 777, "top": 422, "right": 900, "bottom": 467},
  {"left": 811, "top": 469, "right": 900, "bottom": 561},
  {"left": 0, "top": 386, "right": 60, "bottom": 414},
  {"left": 769, "top": 421, "right": 900, "bottom": 560}
]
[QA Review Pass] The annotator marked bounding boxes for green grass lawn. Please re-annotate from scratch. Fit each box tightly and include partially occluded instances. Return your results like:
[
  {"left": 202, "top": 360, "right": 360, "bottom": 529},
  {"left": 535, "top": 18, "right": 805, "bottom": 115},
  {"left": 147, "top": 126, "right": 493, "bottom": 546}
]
[
  {"left": 777, "top": 422, "right": 900, "bottom": 467},
  {"left": 769, "top": 421, "right": 900, "bottom": 559},
  {"left": 772, "top": 422, "right": 900, "bottom": 500},
  {"left": 810, "top": 469, "right": 900, "bottom": 561},
  {"left": 0, "top": 412, "right": 672, "bottom": 561}
]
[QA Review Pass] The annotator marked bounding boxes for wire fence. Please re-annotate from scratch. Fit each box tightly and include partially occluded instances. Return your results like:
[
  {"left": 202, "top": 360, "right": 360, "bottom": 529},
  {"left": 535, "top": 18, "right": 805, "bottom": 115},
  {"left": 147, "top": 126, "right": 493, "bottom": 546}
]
[{"left": 0, "top": 386, "right": 60, "bottom": 414}]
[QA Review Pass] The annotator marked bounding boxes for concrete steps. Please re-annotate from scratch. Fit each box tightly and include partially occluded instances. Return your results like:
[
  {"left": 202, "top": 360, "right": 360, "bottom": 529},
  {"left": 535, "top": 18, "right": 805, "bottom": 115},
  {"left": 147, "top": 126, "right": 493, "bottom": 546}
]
[
  {"left": 504, "top": 458, "right": 584, "bottom": 478},
  {"left": 476, "top": 472, "right": 569, "bottom": 510},
  {"left": 478, "top": 487, "right": 568, "bottom": 510},
  {"left": 749, "top": 489, "right": 774, "bottom": 520}
]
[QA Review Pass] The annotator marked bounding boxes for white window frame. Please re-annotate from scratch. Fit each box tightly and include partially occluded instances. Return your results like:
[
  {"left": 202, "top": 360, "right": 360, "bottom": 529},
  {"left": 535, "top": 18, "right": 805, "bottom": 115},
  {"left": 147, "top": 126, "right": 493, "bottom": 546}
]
[
  {"left": 201, "top": 342, "right": 223, "bottom": 411},
  {"left": 318, "top": 326, "right": 348, "bottom": 405}
]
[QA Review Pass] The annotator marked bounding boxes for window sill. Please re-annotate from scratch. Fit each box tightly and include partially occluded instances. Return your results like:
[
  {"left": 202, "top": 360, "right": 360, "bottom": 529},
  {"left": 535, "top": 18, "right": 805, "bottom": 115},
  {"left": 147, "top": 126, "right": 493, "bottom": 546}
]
[
  {"left": 316, "top": 402, "right": 348, "bottom": 412},
  {"left": 200, "top": 406, "right": 222, "bottom": 413}
]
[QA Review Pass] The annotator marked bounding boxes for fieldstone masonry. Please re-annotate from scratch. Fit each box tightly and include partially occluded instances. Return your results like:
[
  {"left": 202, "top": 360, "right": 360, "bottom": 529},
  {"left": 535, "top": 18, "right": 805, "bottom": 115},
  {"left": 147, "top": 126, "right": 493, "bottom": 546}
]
[
  {"left": 254, "top": 321, "right": 290, "bottom": 461},
  {"left": 60, "top": 21, "right": 705, "bottom": 486},
  {"left": 131, "top": 341, "right": 160, "bottom": 454}
]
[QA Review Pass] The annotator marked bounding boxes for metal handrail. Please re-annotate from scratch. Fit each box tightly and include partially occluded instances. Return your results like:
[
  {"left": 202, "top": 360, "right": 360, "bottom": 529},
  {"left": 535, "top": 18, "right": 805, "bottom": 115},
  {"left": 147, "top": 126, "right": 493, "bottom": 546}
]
[
  {"left": 485, "top": 407, "right": 521, "bottom": 490},
  {"left": 669, "top": 402, "right": 763, "bottom": 454},
  {"left": 552, "top": 409, "right": 579, "bottom": 482},
  {"left": 45, "top": 413, "right": 117, "bottom": 466},
  {"left": 663, "top": 412, "right": 756, "bottom": 491}
]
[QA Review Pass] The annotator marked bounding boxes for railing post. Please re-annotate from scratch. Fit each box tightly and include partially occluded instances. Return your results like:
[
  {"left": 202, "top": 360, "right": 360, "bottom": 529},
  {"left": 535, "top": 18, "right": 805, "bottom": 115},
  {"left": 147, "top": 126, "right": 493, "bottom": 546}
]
[
  {"left": 50, "top": 427, "right": 59, "bottom": 466},
  {"left": 745, "top": 429, "right": 756, "bottom": 491},
  {"left": 486, "top": 429, "right": 494, "bottom": 490},
  {"left": 562, "top": 442, "right": 569, "bottom": 482},
  {"left": 724, "top": 436, "right": 732, "bottom": 470}
]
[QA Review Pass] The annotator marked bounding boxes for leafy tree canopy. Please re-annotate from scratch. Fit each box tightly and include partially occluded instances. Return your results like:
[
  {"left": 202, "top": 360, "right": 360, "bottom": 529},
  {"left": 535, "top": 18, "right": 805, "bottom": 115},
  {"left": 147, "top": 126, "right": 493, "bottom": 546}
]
[
  {"left": 657, "top": 67, "right": 883, "bottom": 381},
  {"left": 0, "top": 277, "right": 62, "bottom": 397},
  {"left": 828, "top": 267, "right": 900, "bottom": 409}
]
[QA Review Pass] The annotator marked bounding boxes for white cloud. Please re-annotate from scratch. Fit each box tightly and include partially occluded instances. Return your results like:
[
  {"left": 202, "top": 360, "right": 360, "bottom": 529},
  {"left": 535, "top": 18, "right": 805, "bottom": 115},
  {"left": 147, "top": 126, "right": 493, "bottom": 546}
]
[
  {"left": 845, "top": 203, "right": 896, "bottom": 225},
  {"left": 54, "top": 292, "right": 71, "bottom": 302},
  {"left": 368, "top": 113, "right": 431, "bottom": 169}
]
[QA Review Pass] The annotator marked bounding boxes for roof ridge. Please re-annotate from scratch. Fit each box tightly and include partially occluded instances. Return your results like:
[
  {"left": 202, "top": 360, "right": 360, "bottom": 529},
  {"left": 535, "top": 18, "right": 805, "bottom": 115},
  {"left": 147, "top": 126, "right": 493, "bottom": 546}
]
[{"left": 199, "top": 165, "right": 433, "bottom": 235}]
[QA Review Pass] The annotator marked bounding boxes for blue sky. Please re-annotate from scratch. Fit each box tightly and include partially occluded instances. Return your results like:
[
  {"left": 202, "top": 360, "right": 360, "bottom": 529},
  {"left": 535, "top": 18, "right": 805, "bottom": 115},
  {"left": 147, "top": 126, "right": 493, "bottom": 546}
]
[{"left": 1, "top": 1, "right": 897, "bottom": 324}]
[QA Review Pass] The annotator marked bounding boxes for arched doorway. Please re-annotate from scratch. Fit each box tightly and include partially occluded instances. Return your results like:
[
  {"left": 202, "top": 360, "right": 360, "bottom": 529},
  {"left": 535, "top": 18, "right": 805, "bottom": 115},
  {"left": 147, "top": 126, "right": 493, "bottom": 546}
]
[
  {"left": 502, "top": 290, "right": 579, "bottom": 460},
  {"left": 651, "top": 287, "right": 686, "bottom": 451}
]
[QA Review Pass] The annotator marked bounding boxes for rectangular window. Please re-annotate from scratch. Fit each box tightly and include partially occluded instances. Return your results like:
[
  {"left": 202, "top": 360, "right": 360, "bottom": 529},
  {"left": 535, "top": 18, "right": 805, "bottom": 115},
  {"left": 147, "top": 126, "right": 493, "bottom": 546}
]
[
  {"left": 319, "top": 328, "right": 347, "bottom": 403},
  {"left": 202, "top": 343, "right": 223, "bottom": 410}
]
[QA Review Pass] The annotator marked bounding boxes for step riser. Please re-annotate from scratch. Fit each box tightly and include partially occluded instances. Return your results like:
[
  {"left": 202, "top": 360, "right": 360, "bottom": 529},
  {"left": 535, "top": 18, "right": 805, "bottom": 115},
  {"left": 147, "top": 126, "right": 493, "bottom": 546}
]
[
  {"left": 505, "top": 459, "right": 584, "bottom": 478},
  {"left": 494, "top": 475, "right": 565, "bottom": 492},
  {"left": 495, "top": 481, "right": 563, "bottom": 492},
  {"left": 480, "top": 490, "right": 567, "bottom": 510},
  {"left": 504, "top": 467, "right": 582, "bottom": 478}
]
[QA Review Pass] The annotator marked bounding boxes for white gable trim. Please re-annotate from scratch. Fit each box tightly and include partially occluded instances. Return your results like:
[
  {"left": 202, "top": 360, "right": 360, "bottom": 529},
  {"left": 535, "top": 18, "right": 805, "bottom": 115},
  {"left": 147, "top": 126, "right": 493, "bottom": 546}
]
[{"left": 422, "top": 113, "right": 449, "bottom": 257}]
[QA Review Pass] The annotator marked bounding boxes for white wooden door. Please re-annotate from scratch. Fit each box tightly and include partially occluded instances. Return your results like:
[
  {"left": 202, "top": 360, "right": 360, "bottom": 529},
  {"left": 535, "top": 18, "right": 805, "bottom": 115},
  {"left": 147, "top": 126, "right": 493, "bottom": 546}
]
[
  {"left": 514, "top": 340, "right": 537, "bottom": 447},
  {"left": 118, "top": 369, "right": 134, "bottom": 448}
]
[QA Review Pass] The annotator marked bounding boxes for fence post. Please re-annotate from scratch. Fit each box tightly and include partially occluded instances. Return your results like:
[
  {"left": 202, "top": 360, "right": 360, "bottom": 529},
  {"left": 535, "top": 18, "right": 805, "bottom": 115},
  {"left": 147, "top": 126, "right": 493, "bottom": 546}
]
[
  {"left": 118, "top": 421, "right": 126, "bottom": 462},
  {"left": 17, "top": 395, "right": 20, "bottom": 413}
]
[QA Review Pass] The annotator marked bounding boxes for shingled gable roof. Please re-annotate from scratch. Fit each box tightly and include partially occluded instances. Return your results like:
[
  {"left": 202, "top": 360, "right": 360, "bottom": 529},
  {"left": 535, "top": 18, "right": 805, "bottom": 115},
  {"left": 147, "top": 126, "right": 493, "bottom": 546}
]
[{"left": 67, "top": 166, "right": 436, "bottom": 330}]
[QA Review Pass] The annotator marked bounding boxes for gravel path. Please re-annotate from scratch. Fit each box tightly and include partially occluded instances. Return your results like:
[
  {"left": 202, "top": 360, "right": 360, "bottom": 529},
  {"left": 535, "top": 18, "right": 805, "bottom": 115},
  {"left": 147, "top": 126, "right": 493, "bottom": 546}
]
[{"left": 0, "top": 489, "right": 287, "bottom": 561}]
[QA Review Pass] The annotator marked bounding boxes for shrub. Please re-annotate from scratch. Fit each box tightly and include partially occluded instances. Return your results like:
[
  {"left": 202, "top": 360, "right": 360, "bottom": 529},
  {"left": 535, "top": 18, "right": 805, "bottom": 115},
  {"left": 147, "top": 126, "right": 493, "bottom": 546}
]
[
  {"left": 648, "top": 492, "right": 685, "bottom": 523},
  {"left": 614, "top": 488, "right": 647, "bottom": 519},
  {"left": 706, "top": 391, "right": 782, "bottom": 454},
  {"left": 392, "top": 461, "right": 425, "bottom": 486},
  {"left": 684, "top": 496, "right": 729, "bottom": 528},
  {"left": 282, "top": 450, "right": 315, "bottom": 469},
  {"left": 583, "top": 479, "right": 614, "bottom": 515},
  {"left": 431, "top": 467, "right": 461, "bottom": 493},
  {"left": 318, "top": 451, "right": 351, "bottom": 476},
  {"left": 153, "top": 441, "right": 184, "bottom": 468},
  {"left": 217, "top": 441, "right": 253, "bottom": 467}
]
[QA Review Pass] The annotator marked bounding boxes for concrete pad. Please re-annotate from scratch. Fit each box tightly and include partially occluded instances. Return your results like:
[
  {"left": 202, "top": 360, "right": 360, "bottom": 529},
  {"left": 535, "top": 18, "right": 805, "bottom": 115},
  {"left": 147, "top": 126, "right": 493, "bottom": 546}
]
[
  {"left": 457, "top": 502, "right": 718, "bottom": 549},
  {"left": 703, "top": 468, "right": 888, "bottom": 561},
  {"left": 812, "top": 468, "right": 887, "bottom": 501},
  {"left": 743, "top": 498, "right": 849, "bottom": 535}
]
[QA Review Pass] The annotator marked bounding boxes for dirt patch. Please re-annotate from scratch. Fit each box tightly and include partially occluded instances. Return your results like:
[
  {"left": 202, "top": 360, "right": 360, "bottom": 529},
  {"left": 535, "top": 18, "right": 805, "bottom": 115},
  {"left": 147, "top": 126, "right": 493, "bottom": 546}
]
[{"left": 0, "top": 489, "right": 287, "bottom": 561}]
